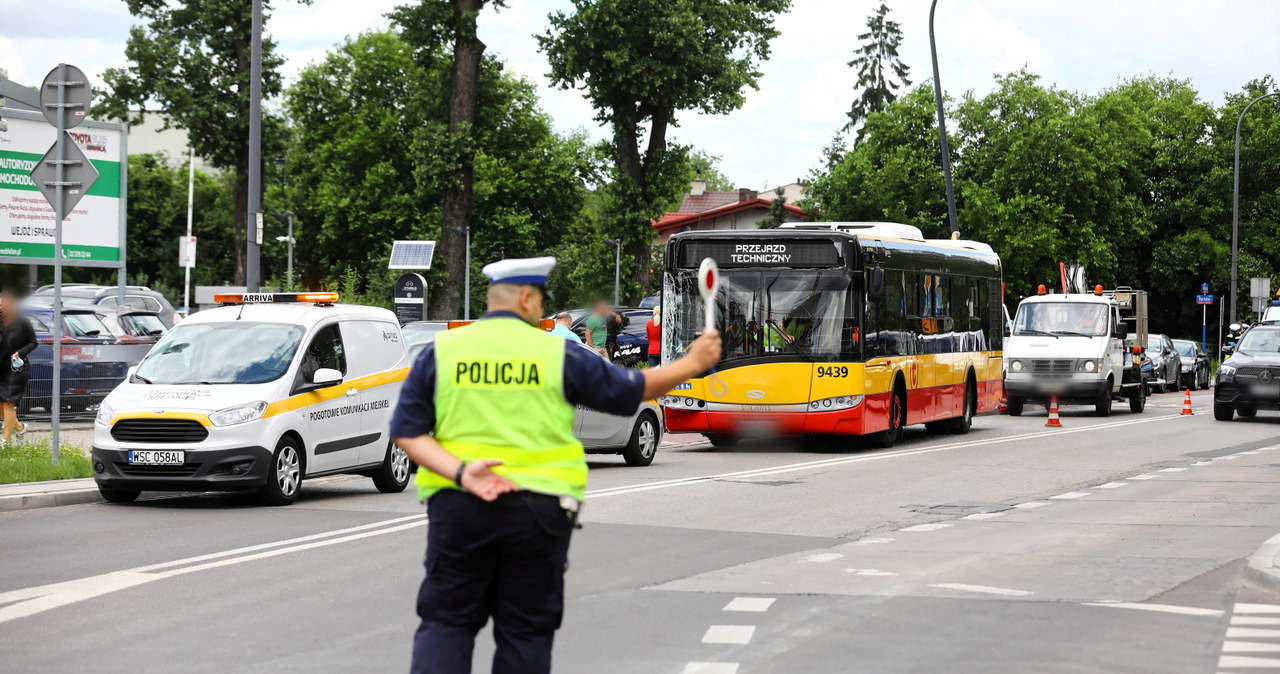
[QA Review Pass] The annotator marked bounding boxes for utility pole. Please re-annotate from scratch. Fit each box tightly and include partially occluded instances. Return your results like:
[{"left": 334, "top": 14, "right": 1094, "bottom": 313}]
[
  {"left": 1229, "top": 91, "right": 1280, "bottom": 324},
  {"left": 245, "top": 0, "right": 263, "bottom": 292},
  {"left": 606, "top": 240, "right": 621, "bottom": 306},
  {"left": 184, "top": 148, "right": 194, "bottom": 315},
  {"left": 928, "top": 0, "right": 960, "bottom": 238}
]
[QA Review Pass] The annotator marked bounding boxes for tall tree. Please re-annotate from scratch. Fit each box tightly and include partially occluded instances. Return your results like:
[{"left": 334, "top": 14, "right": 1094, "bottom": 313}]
[
  {"left": 96, "top": 0, "right": 296, "bottom": 285},
  {"left": 392, "top": 0, "right": 507, "bottom": 319},
  {"left": 844, "top": 1, "right": 911, "bottom": 141},
  {"left": 539, "top": 0, "right": 792, "bottom": 300}
]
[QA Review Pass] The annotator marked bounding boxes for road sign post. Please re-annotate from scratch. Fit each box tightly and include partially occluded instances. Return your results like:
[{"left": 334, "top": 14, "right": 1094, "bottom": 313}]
[{"left": 1197, "top": 288, "right": 1213, "bottom": 351}]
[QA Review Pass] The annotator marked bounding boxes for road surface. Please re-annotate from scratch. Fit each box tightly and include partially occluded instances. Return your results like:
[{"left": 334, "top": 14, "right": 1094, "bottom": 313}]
[{"left": 2, "top": 389, "right": 1280, "bottom": 673}]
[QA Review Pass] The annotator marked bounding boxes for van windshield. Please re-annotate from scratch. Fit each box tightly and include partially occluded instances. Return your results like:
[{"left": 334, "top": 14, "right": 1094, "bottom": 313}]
[
  {"left": 135, "top": 322, "right": 303, "bottom": 385},
  {"left": 1013, "top": 302, "right": 1109, "bottom": 337}
]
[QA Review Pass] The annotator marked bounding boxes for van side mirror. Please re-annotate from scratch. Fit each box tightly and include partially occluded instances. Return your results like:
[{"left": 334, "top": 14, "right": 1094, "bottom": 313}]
[
  {"left": 1113, "top": 320, "right": 1127, "bottom": 339},
  {"left": 867, "top": 266, "right": 886, "bottom": 303},
  {"left": 312, "top": 368, "right": 342, "bottom": 387}
]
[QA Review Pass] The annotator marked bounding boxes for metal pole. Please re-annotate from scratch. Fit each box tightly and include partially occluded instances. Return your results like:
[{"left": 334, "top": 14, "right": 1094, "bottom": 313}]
[
  {"left": 613, "top": 244, "right": 620, "bottom": 306},
  {"left": 464, "top": 227, "right": 470, "bottom": 320},
  {"left": 286, "top": 214, "right": 294, "bottom": 291},
  {"left": 184, "top": 148, "right": 194, "bottom": 314},
  {"left": 117, "top": 124, "right": 127, "bottom": 306},
  {"left": 51, "top": 63, "right": 65, "bottom": 463},
  {"left": 245, "top": 0, "right": 263, "bottom": 292},
  {"left": 928, "top": 0, "right": 960, "bottom": 237},
  {"left": 1202, "top": 303, "right": 1207, "bottom": 352},
  {"left": 1230, "top": 91, "right": 1280, "bottom": 325}
]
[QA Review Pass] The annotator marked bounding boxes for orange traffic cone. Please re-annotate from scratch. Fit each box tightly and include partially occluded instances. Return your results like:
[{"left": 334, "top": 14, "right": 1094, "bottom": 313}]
[
  {"left": 1181, "top": 389, "right": 1194, "bottom": 416},
  {"left": 1045, "top": 395, "right": 1063, "bottom": 428}
]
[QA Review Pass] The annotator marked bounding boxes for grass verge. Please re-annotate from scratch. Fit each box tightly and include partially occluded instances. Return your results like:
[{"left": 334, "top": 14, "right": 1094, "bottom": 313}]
[{"left": 0, "top": 440, "right": 92, "bottom": 484}]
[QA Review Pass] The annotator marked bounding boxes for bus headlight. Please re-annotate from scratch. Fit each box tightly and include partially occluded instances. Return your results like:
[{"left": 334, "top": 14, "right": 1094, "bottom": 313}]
[
  {"left": 809, "top": 395, "right": 864, "bottom": 411},
  {"left": 1010, "top": 360, "right": 1024, "bottom": 372}
]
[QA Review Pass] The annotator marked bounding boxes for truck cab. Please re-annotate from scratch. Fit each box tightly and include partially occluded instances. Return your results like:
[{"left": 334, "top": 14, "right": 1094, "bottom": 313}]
[{"left": 1004, "top": 287, "right": 1148, "bottom": 416}]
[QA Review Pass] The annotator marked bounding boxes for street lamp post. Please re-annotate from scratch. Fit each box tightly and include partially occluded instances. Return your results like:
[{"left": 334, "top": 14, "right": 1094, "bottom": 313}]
[
  {"left": 928, "top": 0, "right": 961, "bottom": 238},
  {"left": 246, "top": 0, "right": 263, "bottom": 292},
  {"left": 605, "top": 240, "right": 620, "bottom": 306},
  {"left": 1229, "top": 91, "right": 1280, "bottom": 324},
  {"left": 273, "top": 155, "right": 292, "bottom": 290},
  {"left": 448, "top": 226, "right": 472, "bottom": 320}
]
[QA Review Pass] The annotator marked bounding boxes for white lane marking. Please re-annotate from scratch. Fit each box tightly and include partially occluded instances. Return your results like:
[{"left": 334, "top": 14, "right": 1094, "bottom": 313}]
[
  {"left": 930, "top": 583, "right": 1034, "bottom": 597},
  {"left": 702, "top": 625, "right": 756, "bottom": 645},
  {"left": 963, "top": 512, "right": 1005, "bottom": 520},
  {"left": 1231, "top": 616, "right": 1280, "bottom": 626},
  {"left": 1014, "top": 501, "right": 1051, "bottom": 509},
  {"left": 586, "top": 413, "right": 1181, "bottom": 499},
  {"left": 1081, "top": 602, "right": 1223, "bottom": 617},
  {"left": 1216, "top": 456, "right": 1240, "bottom": 461},
  {"left": 802, "top": 553, "right": 843, "bottom": 563},
  {"left": 723, "top": 597, "right": 775, "bottom": 613},
  {"left": 0, "top": 520, "right": 427, "bottom": 624},
  {"left": 1225, "top": 627, "right": 1280, "bottom": 639},
  {"left": 1093, "top": 482, "right": 1129, "bottom": 489},
  {"left": 1051, "top": 491, "right": 1091, "bottom": 499},
  {"left": 1234, "top": 604, "right": 1280, "bottom": 614},
  {"left": 1193, "top": 461, "right": 1214, "bottom": 466},
  {"left": 684, "top": 663, "right": 739, "bottom": 674},
  {"left": 1217, "top": 654, "right": 1280, "bottom": 668},
  {"left": 1222, "top": 642, "right": 1280, "bottom": 653},
  {"left": 845, "top": 568, "right": 896, "bottom": 576},
  {"left": 1130, "top": 474, "right": 1158, "bottom": 480},
  {"left": 1239, "top": 450, "right": 1262, "bottom": 455},
  {"left": 899, "top": 523, "right": 952, "bottom": 532},
  {"left": 1160, "top": 467, "right": 1189, "bottom": 473},
  {"left": 850, "top": 537, "right": 894, "bottom": 546}
]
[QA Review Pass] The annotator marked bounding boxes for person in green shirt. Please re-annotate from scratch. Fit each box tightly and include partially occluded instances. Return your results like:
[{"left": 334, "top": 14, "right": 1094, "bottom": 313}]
[{"left": 584, "top": 301, "right": 613, "bottom": 357}]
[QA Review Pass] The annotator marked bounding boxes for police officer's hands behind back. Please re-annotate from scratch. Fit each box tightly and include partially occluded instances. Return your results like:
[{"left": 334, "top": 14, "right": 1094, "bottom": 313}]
[{"left": 461, "top": 459, "right": 518, "bottom": 501}]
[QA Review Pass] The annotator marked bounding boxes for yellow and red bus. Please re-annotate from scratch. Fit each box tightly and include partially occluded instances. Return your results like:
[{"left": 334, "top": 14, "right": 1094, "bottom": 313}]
[{"left": 659, "top": 223, "right": 1004, "bottom": 447}]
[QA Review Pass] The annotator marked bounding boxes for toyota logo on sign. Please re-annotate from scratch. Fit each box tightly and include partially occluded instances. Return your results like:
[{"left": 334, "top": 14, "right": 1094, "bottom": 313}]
[{"left": 746, "top": 390, "right": 766, "bottom": 399}]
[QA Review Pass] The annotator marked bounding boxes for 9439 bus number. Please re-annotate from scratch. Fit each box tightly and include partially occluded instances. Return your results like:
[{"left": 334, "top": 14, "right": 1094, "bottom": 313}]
[{"left": 817, "top": 366, "right": 849, "bottom": 378}]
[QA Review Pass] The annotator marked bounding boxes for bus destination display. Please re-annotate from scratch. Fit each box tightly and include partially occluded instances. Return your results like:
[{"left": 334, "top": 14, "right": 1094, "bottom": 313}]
[{"left": 678, "top": 240, "right": 842, "bottom": 268}]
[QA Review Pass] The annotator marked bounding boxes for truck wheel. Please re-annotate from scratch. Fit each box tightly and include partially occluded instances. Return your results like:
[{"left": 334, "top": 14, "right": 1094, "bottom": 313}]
[
  {"left": 1213, "top": 401, "right": 1234, "bottom": 421},
  {"left": 623, "top": 412, "right": 660, "bottom": 466},
  {"left": 99, "top": 486, "right": 140, "bottom": 503},
  {"left": 257, "top": 437, "right": 303, "bottom": 506},
  {"left": 1095, "top": 389, "right": 1113, "bottom": 417},
  {"left": 1128, "top": 382, "right": 1146, "bottom": 413},
  {"left": 371, "top": 442, "right": 413, "bottom": 493},
  {"left": 1007, "top": 396, "right": 1025, "bottom": 417}
]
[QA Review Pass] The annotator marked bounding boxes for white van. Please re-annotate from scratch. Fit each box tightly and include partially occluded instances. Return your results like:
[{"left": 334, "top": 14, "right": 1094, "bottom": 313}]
[{"left": 91, "top": 292, "right": 412, "bottom": 505}]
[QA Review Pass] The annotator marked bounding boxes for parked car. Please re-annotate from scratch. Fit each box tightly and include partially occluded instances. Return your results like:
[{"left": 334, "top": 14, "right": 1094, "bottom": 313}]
[
  {"left": 402, "top": 320, "right": 449, "bottom": 359},
  {"left": 639, "top": 294, "right": 660, "bottom": 310},
  {"left": 1172, "top": 339, "right": 1211, "bottom": 390},
  {"left": 569, "top": 340, "right": 661, "bottom": 465},
  {"left": 1146, "top": 333, "right": 1182, "bottom": 393},
  {"left": 29, "top": 284, "right": 178, "bottom": 327},
  {"left": 95, "top": 308, "right": 168, "bottom": 365},
  {"left": 20, "top": 303, "right": 132, "bottom": 416},
  {"left": 571, "top": 307, "right": 653, "bottom": 367}
]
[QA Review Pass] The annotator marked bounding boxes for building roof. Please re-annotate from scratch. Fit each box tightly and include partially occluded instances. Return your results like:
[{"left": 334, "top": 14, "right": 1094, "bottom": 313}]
[
  {"left": 676, "top": 191, "right": 742, "bottom": 213},
  {"left": 653, "top": 198, "right": 809, "bottom": 234}
]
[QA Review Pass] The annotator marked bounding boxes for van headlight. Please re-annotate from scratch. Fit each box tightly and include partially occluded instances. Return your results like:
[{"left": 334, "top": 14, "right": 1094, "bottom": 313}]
[
  {"left": 1080, "top": 360, "right": 1097, "bottom": 372},
  {"left": 209, "top": 400, "right": 268, "bottom": 427},
  {"left": 95, "top": 401, "right": 115, "bottom": 426},
  {"left": 1010, "top": 360, "right": 1023, "bottom": 372}
]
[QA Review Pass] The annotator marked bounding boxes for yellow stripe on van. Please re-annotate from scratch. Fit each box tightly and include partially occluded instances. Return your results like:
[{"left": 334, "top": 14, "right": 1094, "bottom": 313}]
[
  {"left": 262, "top": 367, "right": 410, "bottom": 419},
  {"left": 110, "top": 411, "right": 213, "bottom": 426}
]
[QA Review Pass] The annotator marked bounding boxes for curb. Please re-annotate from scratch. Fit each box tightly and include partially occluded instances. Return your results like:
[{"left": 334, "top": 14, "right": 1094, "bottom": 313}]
[
  {"left": 0, "top": 487, "right": 102, "bottom": 513},
  {"left": 1245, "top": 531, "right": 1280, "bottom": 592}
]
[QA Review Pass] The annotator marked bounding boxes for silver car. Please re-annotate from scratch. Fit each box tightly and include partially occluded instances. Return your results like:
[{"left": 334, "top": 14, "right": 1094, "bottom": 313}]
[{"left": 570, "top": 340, "right": 662, "bottom": 466}]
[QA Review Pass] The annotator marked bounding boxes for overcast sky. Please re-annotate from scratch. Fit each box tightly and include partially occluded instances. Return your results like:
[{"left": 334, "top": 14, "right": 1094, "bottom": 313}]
[{"left": 3, "top": 0, "right": 1277, "bottom": 190}]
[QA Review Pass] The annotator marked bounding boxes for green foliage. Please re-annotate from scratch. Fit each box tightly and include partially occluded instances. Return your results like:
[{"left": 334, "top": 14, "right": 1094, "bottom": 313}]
[
  {"left": 0, "top": 440, "right": 91, "bottom": 484},
  {"left": 686, "top": 149, "right": 736, "bottom": 192},
  {"left": 807, "top": 70, "right": 1280, "bottom": 339},
  {"left": 756, "top": 194, "right": 793, "bottom": 229},
  {"left": 845, "top": 1, "right": 910, "bottom": 140},
  {"left": 539, "top": 0, "right": 792, "bottom": 298}
]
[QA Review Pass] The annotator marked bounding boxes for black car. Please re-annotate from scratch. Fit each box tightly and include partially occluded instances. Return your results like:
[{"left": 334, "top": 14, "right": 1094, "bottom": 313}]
[
  {"left": 1146, "top": 333, "right": 1182, "bottom": 393},
  {"left": 571, "top": 308, "right": 653, "bottom": 367},
  {"left": 1214, "top": 325, "right": 1280, "bottom": 421},
  {"left": 1172, "top": 339, "right": 1210, "bottom": 390}
]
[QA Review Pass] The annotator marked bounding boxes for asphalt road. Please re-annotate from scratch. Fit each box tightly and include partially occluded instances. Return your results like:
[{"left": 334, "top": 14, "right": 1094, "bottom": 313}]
[{"left": 3, "top": 388, "right": 1280, "bottom": 673}]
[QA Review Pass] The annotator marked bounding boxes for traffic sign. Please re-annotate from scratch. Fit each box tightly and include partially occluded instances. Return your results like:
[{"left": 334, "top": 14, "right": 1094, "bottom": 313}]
[
  {"left": 1251, "top": 277, "right": 1270, "bottom": 298},
  {"left": 1201, "top": 282, "right": 1209, "bottom": 294},
  {"left": 1196, "top": 294, "right": 1214, "bottom": 305},
  {"left": 38, "top": 64, "right": 90, "bottom": 130},
  {"left": 28, "top": 134, "right": 99, "bottom": 221}
]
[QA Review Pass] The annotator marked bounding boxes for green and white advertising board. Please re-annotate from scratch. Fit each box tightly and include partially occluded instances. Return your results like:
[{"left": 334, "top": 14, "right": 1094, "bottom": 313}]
[{"left": 0, "top": 111, "right": 125, "bottom": 265}]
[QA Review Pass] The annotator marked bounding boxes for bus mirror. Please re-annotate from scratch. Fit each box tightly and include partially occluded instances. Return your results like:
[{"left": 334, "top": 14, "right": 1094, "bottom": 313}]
[{"left": 867, "top": 267, "right": 885, "bottom": 302}]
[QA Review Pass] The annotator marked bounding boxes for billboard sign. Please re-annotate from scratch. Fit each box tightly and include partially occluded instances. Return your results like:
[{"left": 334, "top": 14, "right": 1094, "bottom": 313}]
[{"left": 0, "top": 113, "right": 122, "bottom": 262}]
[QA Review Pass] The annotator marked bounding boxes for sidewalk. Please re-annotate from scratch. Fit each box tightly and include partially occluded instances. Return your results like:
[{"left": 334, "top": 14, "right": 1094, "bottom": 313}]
[{"left": 1247, "top": 531, "right": 1280, "bottom": 592}]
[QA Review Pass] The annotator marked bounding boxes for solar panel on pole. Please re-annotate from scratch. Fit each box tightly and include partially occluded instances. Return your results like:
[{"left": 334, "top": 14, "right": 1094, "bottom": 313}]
[{"left": 388, "top": 241, "right": 437, "bottom": 270}]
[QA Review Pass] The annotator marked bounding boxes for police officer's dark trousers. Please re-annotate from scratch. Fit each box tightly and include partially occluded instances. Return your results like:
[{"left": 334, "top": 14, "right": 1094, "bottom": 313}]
[{"left": 412, "top": 489, "right": 574, "bottom": 674}]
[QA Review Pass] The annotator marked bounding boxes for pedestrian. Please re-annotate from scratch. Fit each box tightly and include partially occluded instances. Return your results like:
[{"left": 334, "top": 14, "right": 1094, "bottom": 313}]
[
  {"left": 583, "top": 300, "right": 612, "bottom": 358},
  {"left": 0, "top": 291, "right": 36, "bottom": 445},
  {"left": 548, "top": 311, "right": 581, "bottom": 343},
  {"left": 646, "top": 305, "right": 662, "bottom": 368},
  {"left": 391, "top": 257, "right": 721, "bottom": 674}
]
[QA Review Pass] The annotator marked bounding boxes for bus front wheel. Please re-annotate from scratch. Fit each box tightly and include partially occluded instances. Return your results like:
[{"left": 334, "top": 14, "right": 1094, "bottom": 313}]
[{"left": 868, "top": 388, "right": 906, "bottom": 449}]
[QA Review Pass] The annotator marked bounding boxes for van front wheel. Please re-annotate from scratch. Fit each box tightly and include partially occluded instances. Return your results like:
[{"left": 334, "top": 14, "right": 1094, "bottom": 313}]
[
  {"left": 257, "top": 438, "right": 302, "bottom": 506},
  {"left": 372, "top": 443, "right": 413, "bottom": 493}
]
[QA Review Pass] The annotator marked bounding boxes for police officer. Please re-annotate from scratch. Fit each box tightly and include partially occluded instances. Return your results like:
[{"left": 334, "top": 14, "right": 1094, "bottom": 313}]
[{"left": 391, "top": 256, "right": 721, "bottom": 674}]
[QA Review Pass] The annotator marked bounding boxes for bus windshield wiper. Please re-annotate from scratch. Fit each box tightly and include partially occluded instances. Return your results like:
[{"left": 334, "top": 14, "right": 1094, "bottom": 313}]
[{"left": 1015, "top": 329, "right": 1058, "bottom": 339}]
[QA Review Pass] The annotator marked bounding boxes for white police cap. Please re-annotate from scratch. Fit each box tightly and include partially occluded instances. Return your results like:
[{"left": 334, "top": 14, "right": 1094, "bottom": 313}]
[{"left": 482, "top": 256, "right": 557, "bottom": 286}]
